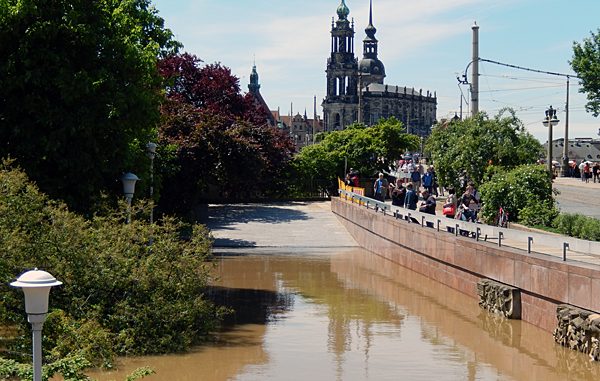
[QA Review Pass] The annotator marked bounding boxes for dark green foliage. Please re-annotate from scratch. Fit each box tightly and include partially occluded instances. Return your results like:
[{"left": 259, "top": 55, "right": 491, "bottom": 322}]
[
  {"left": 553, "top": 213, "right": 600, "bottom": 241},
  {"left": 571, "top": 29, "right": 600, "bottom": 117},
  {"left": 479, "top": 164, "right": 556, "bottom": 224},
  {"left": 425, "top": 109, "right": 542, "bottom": 190},
  {"left": 0, "top": 0, "right": 180, "bottom": 213},
  {"left": 0, "top": 161, "right": 225, "bottom": 376},
  {"left": 292, "top": 117, "right": 419, "bottom": 189}
]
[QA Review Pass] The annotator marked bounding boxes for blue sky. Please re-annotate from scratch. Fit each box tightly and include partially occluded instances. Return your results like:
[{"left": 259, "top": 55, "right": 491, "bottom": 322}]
[{"left": 152, "top": 0, "right": 600, "bottom": 142}]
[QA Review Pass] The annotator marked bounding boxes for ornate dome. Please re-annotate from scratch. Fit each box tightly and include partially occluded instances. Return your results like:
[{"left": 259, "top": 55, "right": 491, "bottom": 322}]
[
  {"left": 359, "top": 58, "right": 386, "bottom": 78},
  {"left": 337, "top": 0, "right": 349, "bottom": 20}
]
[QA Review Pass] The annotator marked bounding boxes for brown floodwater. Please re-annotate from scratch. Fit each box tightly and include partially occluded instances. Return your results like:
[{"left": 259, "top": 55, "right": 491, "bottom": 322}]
[{"left": 88, "top": 249, "right": 600, "bottom": 381}]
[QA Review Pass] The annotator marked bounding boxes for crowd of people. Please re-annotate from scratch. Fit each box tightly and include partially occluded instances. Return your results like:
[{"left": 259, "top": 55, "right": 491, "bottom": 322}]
[{"left": 347, "top": 159, "right": 482, "bottom": 223}]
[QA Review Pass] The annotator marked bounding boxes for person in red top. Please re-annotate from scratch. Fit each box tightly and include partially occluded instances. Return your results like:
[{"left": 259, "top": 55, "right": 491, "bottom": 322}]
[{"left": 584, "top": 162, "right": 591, "bottom": 183}]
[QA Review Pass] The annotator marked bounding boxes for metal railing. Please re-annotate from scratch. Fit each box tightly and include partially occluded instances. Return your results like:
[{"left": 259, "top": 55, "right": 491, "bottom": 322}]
[{"left": 338, "top": 189, "right": 600, "bottom": 264}]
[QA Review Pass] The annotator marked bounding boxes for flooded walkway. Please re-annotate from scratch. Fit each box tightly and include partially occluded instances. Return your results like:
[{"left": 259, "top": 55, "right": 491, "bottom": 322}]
[
  {"left": 207, "top": 201, "right": 358, "bottom": 250},
  {"left": 88, "top": 201, "right": 600, "bottom": 380}
]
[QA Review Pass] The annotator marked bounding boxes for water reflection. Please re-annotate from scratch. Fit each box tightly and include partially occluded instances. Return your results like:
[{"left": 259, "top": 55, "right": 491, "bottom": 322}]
[{"left": 88, "top": 249, "right": 600, "bottom": 381}]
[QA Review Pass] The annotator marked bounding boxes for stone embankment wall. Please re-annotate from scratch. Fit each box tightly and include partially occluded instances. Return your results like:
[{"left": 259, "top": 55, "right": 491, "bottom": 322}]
[
  {"left": 332, "top": 198, "right": 600, "bottom": 332},
  {"left": 477, "top": 279, "right": 521, "bottom": 319},
  {"left": 554, "top": 304, "right": 600, "bottom": 361}
]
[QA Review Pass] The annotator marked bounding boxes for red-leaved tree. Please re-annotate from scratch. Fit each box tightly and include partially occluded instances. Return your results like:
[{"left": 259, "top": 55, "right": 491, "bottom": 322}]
[{"left": 157, "top": 53, "right": 294, "bottom": 217}]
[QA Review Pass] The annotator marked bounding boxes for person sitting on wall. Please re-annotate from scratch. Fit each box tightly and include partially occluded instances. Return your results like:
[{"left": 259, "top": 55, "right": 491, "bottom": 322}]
[{"left": 419, "top": 190, "right": 436, "bottom": 215}]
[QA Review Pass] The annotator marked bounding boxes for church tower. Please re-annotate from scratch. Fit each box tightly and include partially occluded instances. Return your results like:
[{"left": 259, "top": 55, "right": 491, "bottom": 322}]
[
  {"left": 358, "top": 0, "right": 385, "bottom": 87},
  {"left": 322, "top": 0, "right": 359, "bottom": 131},
  {"left": 248, "top": 64, "right": 260, "bottom": 94}
]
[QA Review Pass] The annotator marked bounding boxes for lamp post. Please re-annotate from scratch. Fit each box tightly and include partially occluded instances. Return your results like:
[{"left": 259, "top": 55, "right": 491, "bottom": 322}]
[
  {"left": 121, "top": 172, "right": 139, "bottom": 224},
  {"left": 542, "top": 106, "right": 560, "bottom": 175},
  {"left": 10, "top": 269, "right": 62, "bottom": 381},
  {"left": 146, "top": 142, "right": 157, "bottom": 224}
]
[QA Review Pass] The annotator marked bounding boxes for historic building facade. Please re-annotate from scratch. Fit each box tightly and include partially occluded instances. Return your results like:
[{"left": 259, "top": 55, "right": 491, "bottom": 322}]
[{"left": 322, "top": 0, "right": 437, "bottom": 136}]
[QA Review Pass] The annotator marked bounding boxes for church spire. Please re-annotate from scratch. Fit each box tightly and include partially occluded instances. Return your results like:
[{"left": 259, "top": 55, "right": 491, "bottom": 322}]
[
  {"left": 248, "top": 63, "right": 260, "bottom": 94},
  {"left": 337, "top": 0, "right": 349, "bottom": 20},
  {"left": 364, "top": 0, "right": 377, "bottom": 45}
]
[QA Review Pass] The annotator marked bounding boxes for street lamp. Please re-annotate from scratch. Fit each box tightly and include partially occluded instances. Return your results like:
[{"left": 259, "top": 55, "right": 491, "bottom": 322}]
[
  {"left": 146, "top": 142, "right": 157, "bottom": 225},
  {"left": 10, "top": 269, "right": 62, "bottom": 381},
  {"left": 121, "top": 172, "right": 139, "bottom": 224},
  {"left": 542, "top": 106, "right": 560, "bottom": 175}
]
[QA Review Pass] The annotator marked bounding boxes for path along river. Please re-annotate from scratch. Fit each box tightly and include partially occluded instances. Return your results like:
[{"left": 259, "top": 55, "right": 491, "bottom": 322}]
[{"left": 88, "top": 202, "right": 600, "bottom": 380}]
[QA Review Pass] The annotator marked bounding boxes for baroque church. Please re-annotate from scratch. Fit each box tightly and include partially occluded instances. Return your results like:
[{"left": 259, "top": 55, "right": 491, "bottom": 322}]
[{"left": 322, "top": 0, "right": 437, "bottom": 136}]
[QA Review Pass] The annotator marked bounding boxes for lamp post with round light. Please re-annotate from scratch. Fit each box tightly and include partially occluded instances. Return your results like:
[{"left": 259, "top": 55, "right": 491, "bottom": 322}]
[
  {"left": 121, "top": 172, "right": 139, "bottom": 224},
  {"left": 542, "top": 106, "right": 559, "bottom": 175},
  {"left": 146, "top": 142, "right": 157, "bottom": 224},
  {"left": 10, "top": 269, "right": 62, "bottom": 381}
]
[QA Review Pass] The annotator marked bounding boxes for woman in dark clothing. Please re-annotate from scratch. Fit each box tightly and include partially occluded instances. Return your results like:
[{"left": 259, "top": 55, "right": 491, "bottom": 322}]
[{"left": 391, "top": 179, "right": 406, "bottom": 207}]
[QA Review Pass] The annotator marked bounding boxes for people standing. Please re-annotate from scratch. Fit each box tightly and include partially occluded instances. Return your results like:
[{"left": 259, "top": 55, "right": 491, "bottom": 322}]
[
  {"left": 580, "top": 160, "right": 586, "bottom": 182},
  {"left": 411, "top": 168, "right": 421, "bottom": 191},
  {"left": 422, "top": 167, "right": 434, "bottom": 195},
  {"left": 390, "top": 179, "right": 406, "bottom": 207},
  {"left": 373, "top": 173, "right": 388, "bottom": 202},
  {"left": 584, "top": 162, "right": 591, "bottom": 183},
  {"left": 594, "top": 163, "right": 600, "bottom": 183},
  {"left": 404, "top": 183, "right": 418, "bottom": 210},
  {"left": 467, "top": 181, "right": 481, "bottom": 222}
]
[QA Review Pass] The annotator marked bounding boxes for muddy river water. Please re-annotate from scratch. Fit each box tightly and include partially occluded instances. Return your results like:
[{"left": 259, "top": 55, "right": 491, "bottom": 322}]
[{"left": 89, "top": 248, "right": 600, "bottom": 380}]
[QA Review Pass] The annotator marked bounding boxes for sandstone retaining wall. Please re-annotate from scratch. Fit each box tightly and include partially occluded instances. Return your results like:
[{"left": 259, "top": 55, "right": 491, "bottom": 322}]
[{"left": 332, "top": 197, "right": 600, "bottom": 332}]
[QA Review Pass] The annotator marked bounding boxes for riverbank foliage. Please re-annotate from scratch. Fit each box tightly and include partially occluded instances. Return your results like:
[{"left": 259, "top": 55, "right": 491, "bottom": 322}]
[
  {"left": 425, "top": 109, "right": 542, "bottom": 191},
  {"left": 0, "top": 0, "right": 180, "bottom": 214},
  {"left": 292, "top": 117, "right": 419, "bottom": 192},
  {"left": 0, "top": 161, "right": 226, "bottom": 378},
  {"left": 479, "top": 164, "right": 557, "bottom": 226}
]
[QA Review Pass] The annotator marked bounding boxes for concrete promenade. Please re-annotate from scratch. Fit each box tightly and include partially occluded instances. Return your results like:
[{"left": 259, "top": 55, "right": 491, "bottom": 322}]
[
  {"left": 206, "top": 201, "right": 358, "bottom": 250},
  {"left": 554, "top": 176, "right": 600, "bottom": 219}
]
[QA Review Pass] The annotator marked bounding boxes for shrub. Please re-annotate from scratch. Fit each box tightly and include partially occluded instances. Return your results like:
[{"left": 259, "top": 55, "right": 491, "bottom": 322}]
[
  {"left": 518, "top": 200, "right": 559, "bottom": 227},
  {"left": 0, "top": 160, "right": 226, "bottom": 373},
  {"left": 552, "top": 213, "right": 578, "bottom": 236},
  {"left": 553, "top": 213, "right": 600, "bottom": 241},
  {"left": 479, "top": 164, "right": 555, "bottom": 225}
]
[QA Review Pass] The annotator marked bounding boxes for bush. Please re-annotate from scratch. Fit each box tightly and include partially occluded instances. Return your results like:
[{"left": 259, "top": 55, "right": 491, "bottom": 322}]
[
  {"left": 479, "top": 164, "right": 556, "bottom": 225},
  {"left": 553, "top": 213, "right": 600, "bottom": 241},
  {"left": 518, "top": 200, "right": 559, "bottom": 227},
  {"left": 0, "top": 160, "right": 226, "bottom": 374}
]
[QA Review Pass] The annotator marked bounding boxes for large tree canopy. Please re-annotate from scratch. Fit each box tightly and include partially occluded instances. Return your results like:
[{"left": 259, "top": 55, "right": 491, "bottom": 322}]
[
  {"left": 157, "top": 53, "right": 294, "bottom": 215},
  {"left": 425, "top": 109, "right": 542, "bottom": 190},
  {"left": 292, "top": 117, "right": 419, "bottom": 187},
  {"left": 0, "top": 0, "right": 179, "bottom": 212},
  {"left": 571, "top": 29, "right": 600, "bottom": 117}
]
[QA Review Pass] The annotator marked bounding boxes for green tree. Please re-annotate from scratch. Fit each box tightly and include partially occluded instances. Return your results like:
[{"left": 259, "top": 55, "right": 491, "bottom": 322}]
[
  {"left": 571, "top": 29, "right": 600, "bottom": 117},
  {"left": 425, "top": 109, "right": 542, "bottom": 190},
  {"left": 292, "top": 117, "right": 419, "bottom": 189},
  {"left": 0, "top": 0, "right": 179, "bottom": 212}
]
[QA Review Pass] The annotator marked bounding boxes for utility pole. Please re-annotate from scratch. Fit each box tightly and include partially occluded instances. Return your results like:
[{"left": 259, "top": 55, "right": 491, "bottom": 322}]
[
  {"left": 358, "top": 73, "right": 363, "bottom": 124},
  {"left": 562, "top": 77, "right": 570, "bottom": 176},
  {"left": 471, "top": 22, "right": 479, "bottom": 117}
]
